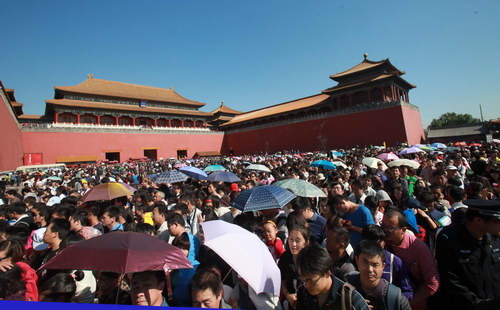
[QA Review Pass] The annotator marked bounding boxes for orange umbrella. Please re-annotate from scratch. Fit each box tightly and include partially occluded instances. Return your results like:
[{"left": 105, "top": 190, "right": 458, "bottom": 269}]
[{"left": 81, "top": 182, "right": 133, "bottom": 202}]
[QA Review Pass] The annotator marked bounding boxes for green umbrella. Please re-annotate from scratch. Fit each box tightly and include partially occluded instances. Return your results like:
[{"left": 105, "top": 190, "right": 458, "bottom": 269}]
[
  {"left": 274, "top": 179, "right": 326, "bottom": 198},
  {"left": 48, "top": 176, "right": 62, "bottom": 181},
  {"left": 419, "top": 146, "right": 435, "bottom": 152}
]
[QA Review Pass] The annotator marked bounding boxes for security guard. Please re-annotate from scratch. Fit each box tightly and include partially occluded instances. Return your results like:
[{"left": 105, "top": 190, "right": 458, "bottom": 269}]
[{"left": 435, "top": 199, "right": 500, "bottom": 310}]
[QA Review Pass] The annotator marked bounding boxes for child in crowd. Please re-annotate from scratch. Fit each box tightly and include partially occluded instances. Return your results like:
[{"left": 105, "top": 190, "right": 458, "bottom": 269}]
[{"left": 262, "top": 220, "right": 285, "bottom": 261}]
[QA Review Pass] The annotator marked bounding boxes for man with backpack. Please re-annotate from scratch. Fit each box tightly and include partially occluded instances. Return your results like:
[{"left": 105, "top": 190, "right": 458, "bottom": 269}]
[
  {"left": 296, "top": 244, "right": 369, "bottom": 310},
  {"left": 345, "top": 240, "right": 411, "bottom": 310}
]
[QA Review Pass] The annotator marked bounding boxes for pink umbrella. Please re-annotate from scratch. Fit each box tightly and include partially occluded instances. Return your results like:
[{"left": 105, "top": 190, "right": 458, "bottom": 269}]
[
  {"left": 377, "top": 152, "right": 399, "bottom": 161},
  {"left": 39, "top": 232, "right": 192, "bottom": 273},
  {"left": 174, "top": 162, "right": 187, "bottom": 169}
]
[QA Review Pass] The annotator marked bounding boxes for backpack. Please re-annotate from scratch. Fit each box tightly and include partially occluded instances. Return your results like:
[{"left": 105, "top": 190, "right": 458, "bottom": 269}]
[
  {"left": 385, "top": 283, "right": 402, "bottom": 310},
  {"left": 340, "top": 282, "right": 357, "bottom": 310}
]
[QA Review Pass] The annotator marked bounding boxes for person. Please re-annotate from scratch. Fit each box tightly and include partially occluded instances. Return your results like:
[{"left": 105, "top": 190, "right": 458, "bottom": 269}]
[
  {"left": 345, "top": 240, "right": 411, "bottom": 310},
  {"left": 435, "top": 199, "right": 500, "bottom": 309},
  {"left": 130, "top": 270, "right": 168, "bottom": 306},
  {"left": 100, "top": 206, "right": 123, "bottom": 232},
  {"left": 10, "top": 202, "right": 36, "bottom": 231},
  {"left": 36, "top": 218, "right": 71, "bottom": 280},
  {"left": 381, "top": 208, "right": 439, "bottom": 310},
  {"left": 295, "top": 244, "right": 369, "bottom": 310},
  {"left": 278, "top": 224, "right": 310, "bottom": 310},
  {"left": 0, "top": 265, "right": 27, "bottom": 301},
  {"left": 348, "top": 180, "right": 367, "bottom": 204},
  {"left": 69, "top": 210, "right": 102, "bottom": 240},
  {"left": 0, "top": 240, "right": 39, "bottom": 301},
  {"left": 331, "top": 195, "right": 375, "bottom": 248},
  {"left": 171, "top": 232, "right": 199, "bottom": 306},
  {"left": 191, "top": 268, "right": 231, "bottom": 308},
  {"left": 39, "top": 272, "right": 77, "bottom": 302},
  {"left": 325, "top": 226, "right": 356, "bottom": 281},
  {"left": 293, "top": 197, "right": 327, "bottom": 245},
  {"left": 179, "top": 192, "right": 203, "bottom": 237},
  {"left": 167, "top": 212, "right": 200, "bottom": 262},
  {"left": 361, "top": 225, "right": 413, "bottom": 301},
  {"left": 152, "top": 203, "right": 170, "bottom": 242},
  {"left": 262, "top": 220, "right": 285, "bottom": 261},
  {"left": 95, "top": 272, "right": 131, "bottom": 305}
]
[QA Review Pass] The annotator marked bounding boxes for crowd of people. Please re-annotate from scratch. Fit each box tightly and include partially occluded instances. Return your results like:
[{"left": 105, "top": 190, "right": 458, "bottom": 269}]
[{"left": 0, "top": 142, "right": 499, "bottom": 309}]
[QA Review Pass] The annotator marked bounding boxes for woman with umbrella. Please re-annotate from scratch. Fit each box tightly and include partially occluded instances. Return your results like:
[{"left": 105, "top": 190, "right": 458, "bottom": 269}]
[{"left": 170, "top": 232, "right": 200, "bottom": 307}]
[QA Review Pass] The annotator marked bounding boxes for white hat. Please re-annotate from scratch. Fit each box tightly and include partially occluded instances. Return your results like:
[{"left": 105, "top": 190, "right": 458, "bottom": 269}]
[
  {"left": 317, "top": 173, "right": 326, "bottom": 181},
  {"left": 446, "top": 165, "right": 458, "bottom": 171}
]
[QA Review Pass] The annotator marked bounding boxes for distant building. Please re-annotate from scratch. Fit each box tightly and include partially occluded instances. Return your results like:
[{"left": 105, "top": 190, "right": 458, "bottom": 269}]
[{"left": 0, "top": 55, "right": 425, "bottom": 170}]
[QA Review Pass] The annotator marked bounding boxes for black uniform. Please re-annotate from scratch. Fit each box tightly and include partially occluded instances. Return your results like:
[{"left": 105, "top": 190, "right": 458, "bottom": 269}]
[{"left": 435, "top": 223, "right": 500, "bottom": 310}]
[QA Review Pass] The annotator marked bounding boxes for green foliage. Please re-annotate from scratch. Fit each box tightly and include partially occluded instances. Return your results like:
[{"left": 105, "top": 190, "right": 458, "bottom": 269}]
[{"left": 429, "top": 112, "right": 481, "bottom": 128}]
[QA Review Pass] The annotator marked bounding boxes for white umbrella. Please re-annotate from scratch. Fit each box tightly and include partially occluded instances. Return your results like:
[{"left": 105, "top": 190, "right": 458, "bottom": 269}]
[
  {"left": 362, "top": 157, "right": 387, "bottom": 170},
  {"left": 331, "top": 160, "right": 347, "bottom": 169},
  {"left": 387, "top": 159, "right": 421, "bottom": 169},
  {"left": 245, "top": 164, "right": 271, "bottom": 173},
  {"left": 201, "top": 220, "right": 281, "bottom": 296}
]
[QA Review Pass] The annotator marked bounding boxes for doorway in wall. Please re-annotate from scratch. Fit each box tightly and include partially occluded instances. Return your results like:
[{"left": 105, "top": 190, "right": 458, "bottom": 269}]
[
  {"left": 144, "top": 149, "right": 158, "bottom": 160},
  {"left": 105, "top": 152, "right": 120, "bottom": 162},
  {"left": 176, "top": 149, "right": 187, "bottom": 160}
]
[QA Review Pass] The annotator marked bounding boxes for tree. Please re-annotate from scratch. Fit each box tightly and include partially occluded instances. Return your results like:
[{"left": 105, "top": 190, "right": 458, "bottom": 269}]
[{"left": 429, "top": 112, "right": 481, "bottom": 128}]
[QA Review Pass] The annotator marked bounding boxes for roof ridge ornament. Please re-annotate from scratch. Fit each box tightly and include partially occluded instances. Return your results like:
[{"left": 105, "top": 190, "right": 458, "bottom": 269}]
[
  {"left": 221, "top": 100, "right": 224, "bottom": 106},
  {"left": 363, "top": 53, "right": 368, "bottom": 61},
  {"left": 87, "top": 74, "right": 95, "bottom": 79}
]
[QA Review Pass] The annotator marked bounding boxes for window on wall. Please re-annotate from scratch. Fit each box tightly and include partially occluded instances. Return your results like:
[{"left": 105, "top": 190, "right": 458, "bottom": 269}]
[
  {"left": 80, "top": 115, "right": 97, "bottom": 124},
  {"left": 60, "top": 114, "right": 77, "bottom": 123},
  {"left": 100, "top": 115, "right": 116, "bottom": 125},
  {"left": 157, "top": 119, "right": 168, "bottom": 127},
  {"left": 119, "top": 117, "right": 133, "bottom": 125}
]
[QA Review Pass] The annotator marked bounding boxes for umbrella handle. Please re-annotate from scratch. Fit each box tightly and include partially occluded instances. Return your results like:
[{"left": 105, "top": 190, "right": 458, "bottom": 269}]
[
  {"left": 222, "top": 267, "right": 233, "bottom": 283},
  {"left": 115, "top": 273, "right": 124, "bottom": 304}
]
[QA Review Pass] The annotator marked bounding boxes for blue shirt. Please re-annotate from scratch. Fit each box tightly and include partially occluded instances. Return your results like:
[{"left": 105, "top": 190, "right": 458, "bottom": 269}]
[
  {"left": 112, "top": 223, "right": 124, "bottom": 231},
  {"left": 343, "top": 205, "right": 374, "bottom": 247},
  {"left": 308, "top": 212, "right": 327, "bottom": 245}
]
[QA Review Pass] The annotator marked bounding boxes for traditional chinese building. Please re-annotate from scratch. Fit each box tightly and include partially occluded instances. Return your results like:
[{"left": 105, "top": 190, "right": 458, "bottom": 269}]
[
  {"left": 222, "top": 55, "right": 425, "bottom": 154},
  {"left": 0, "top": 55, "right": 426, "bottom": 170}
]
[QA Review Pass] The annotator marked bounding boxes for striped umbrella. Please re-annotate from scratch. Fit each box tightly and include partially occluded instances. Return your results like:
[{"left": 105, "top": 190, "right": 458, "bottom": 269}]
[
  {"left": 233, "top": 185, "right": 296, "bottom": 212},
  {"left": 153, "top": 171, "right": 189, "bottom": 184}
]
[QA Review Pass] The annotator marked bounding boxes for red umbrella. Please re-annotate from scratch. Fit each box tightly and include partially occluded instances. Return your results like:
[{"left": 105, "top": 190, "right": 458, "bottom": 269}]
[
  {"left": 39, "top": 232, "right": 192, "bottom": 273},
  {"left": 469, "top": 143, "right": 482, "bottom": 147},
  {"left": 454, "top": 141, "right": 468, "bottom": 147}
]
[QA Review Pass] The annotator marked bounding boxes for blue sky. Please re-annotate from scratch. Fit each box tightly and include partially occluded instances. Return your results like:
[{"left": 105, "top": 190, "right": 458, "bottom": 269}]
[{"left": 1, "top": 0, "right": 499, "bottom": 127}]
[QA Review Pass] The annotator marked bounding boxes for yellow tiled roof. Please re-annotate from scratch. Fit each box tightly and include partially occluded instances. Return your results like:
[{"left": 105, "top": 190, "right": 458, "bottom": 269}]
[
  {"left": 46, "top": 99, "right": 212, "bottom": 117},
  {"left": 55, "top": 77, "right": 206, "bottom": 107},
  {"left": 222, "top": 94, "right": 329, "bottom": 126}
]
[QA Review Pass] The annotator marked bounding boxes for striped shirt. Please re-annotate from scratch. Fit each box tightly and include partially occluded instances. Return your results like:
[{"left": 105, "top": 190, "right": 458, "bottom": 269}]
[{"left": 388, "top": 232, "right": 440, "bottom": 310}]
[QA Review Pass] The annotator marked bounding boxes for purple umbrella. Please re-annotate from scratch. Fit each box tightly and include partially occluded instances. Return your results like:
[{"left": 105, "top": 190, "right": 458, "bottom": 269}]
[{"left": 398, "top": 146, "right": 425, "bottom": 155}]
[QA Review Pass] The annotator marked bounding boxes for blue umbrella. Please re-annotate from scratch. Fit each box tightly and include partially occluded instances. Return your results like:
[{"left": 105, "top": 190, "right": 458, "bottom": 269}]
[
  {"left": 311, "top": 160, "right": 336, "bottom": 170},
  {"left": 332, "top": 151, "right": 344, "bottom": 157},
  {"left": 179, "top": 166, "right": 208, "bottom": 180},
  {"left": 233, "top": 185, "right": 296, "bottom": 212},
  {"left": 204, "top": 165, "right": 227, "bottom": 172},
  {"left": 153, "top": 171, "right": 189, "bottom": 184},
  {"left": 431, "top": 143, "right": 446, "bottom": 149},
  {"left": 208, "top": 171, "right": 241, "bottom": 183},
  {"left": 147, "top": 173, "right": 159, "bottom": 181}
]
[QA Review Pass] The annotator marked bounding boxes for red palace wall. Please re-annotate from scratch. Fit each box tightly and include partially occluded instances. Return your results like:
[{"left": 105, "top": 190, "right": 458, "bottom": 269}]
[
  {"left": 21, "top": 131, "right": 224, "bottom": 164},
  {"left": 0, "top": 89, "right": 24, "bottom": 171},
  {"left": 223, "top": 104, "right": 425, "bottom": 155}
]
